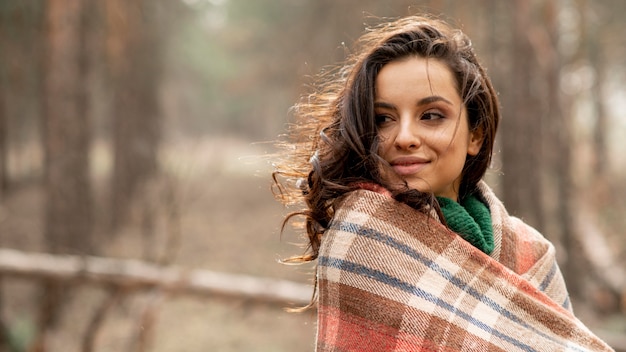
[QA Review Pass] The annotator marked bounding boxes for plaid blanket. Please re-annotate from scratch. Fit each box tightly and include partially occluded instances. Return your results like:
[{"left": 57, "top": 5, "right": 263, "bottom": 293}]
[{"left": 316, "top": 182, "right": 613, "bottom": 351}]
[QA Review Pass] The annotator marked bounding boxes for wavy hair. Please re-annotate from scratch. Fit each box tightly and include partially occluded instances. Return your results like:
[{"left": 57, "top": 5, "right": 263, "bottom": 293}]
[{"left": 272, "top": 15, "right": 500, "bottom": 282}]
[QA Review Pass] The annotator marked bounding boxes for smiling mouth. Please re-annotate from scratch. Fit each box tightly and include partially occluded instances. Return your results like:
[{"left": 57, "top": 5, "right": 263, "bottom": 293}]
[{"left": 391, "top": 160, "right": 429, "bottom": 176}]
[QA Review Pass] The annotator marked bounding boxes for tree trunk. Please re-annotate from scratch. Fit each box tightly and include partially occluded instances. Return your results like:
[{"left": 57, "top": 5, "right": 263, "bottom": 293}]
[
  {"left": 587, "top": 18, "right": 609, "bottom": 184},
  {"left": 501, "top": 0, "right": 545, "bottom": 232},
  {"left": 37, "top": 0, "right": 93, "bottom": 349},
  {"left": 106, "top": 0, "right": 163, "bottom": 230},
  {"left": 0, "top": 84, "right": 7, "bottom": 197},
  {"left": 0, "top": 10, "right": 7, "bottom": 194},
  {"left": 43, "top": 0, "right": 93, "bottom": 254}
]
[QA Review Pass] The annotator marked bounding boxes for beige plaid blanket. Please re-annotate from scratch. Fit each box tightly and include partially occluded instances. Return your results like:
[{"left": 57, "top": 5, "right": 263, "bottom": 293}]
[{"left": 316, "top": 183, "right": 613, "bottom": 351}]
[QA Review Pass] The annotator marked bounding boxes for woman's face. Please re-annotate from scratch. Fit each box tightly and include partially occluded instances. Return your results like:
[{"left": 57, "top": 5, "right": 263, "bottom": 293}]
[{"left": 375, "top": 56, "right": 483, "bottom": 201}]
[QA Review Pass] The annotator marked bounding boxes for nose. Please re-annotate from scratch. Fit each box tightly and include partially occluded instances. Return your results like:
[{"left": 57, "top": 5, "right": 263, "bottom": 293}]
[{"left": 394, "top": 118, "right": 421, "bottom": 150}]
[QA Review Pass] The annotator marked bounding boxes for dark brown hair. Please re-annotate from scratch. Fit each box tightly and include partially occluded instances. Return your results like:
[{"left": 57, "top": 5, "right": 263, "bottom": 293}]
[{"left": 273, "top": 15, "right": 500, "bottom": 270}]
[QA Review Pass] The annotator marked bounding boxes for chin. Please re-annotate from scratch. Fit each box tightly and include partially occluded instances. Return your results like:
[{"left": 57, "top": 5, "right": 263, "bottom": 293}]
[{"left": 406, "top": 180, "right": 431, "bottom": 193}]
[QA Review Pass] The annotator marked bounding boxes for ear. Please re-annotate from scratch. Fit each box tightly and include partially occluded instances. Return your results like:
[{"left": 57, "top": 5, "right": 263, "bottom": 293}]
[{"left": 467, "top": 127, "right": 484, "bottom": 156}]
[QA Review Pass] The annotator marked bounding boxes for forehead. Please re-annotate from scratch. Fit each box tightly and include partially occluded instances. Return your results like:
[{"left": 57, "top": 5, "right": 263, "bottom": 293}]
[{"left": 375, "top": 57, "right": 460, "bottom": 101}]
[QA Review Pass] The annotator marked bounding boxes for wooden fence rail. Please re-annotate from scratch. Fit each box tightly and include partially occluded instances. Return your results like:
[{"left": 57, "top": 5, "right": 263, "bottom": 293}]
[{"left": 0, "top": 248, "right": 312, "bottom": 306}]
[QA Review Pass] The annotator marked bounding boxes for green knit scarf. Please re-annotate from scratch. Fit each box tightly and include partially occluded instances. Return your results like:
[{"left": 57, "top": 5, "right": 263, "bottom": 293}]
[{"left": 436, "top": 194, "right": 494, "bottom": 255}]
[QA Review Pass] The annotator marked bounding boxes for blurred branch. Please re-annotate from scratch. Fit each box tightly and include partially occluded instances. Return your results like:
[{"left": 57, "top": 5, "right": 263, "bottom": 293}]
[
  {"left": 82, "top": 286, "right": 124, "bottom": 352},
  {"left": 0, "top": 248, "right": 311, "bottom": 306}
]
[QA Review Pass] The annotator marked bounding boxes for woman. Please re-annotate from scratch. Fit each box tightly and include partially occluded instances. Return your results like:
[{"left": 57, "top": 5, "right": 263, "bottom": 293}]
[{"left": 272, "top": 15, "right": 612, "bottom": 351}]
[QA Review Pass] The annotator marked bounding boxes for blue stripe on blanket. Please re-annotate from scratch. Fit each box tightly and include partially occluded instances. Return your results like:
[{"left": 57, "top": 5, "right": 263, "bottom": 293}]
[
  {"left": 538, "top": 261, "right": 573, "bottom": 311},
  {"left": 563, "top": 296, "right": 572, "bottom": 311},
  {"left": 539, "top": 261, "right": 557, "bottom": 292},
  {"left": 324, "top": 221, "right": 589, "bottom": 352}
]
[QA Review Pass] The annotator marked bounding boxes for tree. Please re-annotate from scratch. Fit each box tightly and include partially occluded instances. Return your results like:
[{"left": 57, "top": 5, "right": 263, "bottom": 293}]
[
  {"left": 34, "top": 0, "right": 93, "bottom": 349},
  {"left": 106, "top": 0, "right": 165, "bottom": 230},
  {"left": 0, "top": 2, "right": 44, "bottom": 196},
  {"left": 500, "top": 0, "right": 545, "bottom": 231},
  {"left": 42, "top": 0, "right": 93, "bottom": 259},
  {"left": 0, "top": 79, "right": 6, "bottom": 197}
]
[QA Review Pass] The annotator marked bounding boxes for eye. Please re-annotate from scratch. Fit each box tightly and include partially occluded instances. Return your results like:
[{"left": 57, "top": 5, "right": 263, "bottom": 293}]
[
  {"left": 421, "top": 111, "right": 445, "bottom": 121},
  {"left": 375, "top": 114, "right": 394, "bottom": 126}
]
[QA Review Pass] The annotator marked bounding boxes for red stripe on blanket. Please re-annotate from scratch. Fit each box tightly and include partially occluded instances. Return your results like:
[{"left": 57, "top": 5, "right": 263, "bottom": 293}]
[
  {"left": 395, "top": 330, "right": 498, "bottom": 352},
  {"left": 514, "top": 225, "right": 540, "bottom": 275},
  {"left": 317, "top": 305, "right": 401, "bottom": 352},
  {"left": 318, "top": 305, "right": 501, "bottom": 352},
  {"left": 318, "top": 305, "right": 473, "bottom": 352},
  {"left": 317, "top": 282, "right": 509, "bottom": 352}
]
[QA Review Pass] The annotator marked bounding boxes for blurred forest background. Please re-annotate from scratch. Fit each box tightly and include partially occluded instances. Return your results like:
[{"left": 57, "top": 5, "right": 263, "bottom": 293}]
[{"left": 0, "top": 0, "right": 625, "bottom": 351}]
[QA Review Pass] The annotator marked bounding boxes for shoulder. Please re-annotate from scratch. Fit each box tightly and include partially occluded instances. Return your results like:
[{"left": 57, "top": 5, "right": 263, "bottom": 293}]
[
  {"left": 475, "top": 182, "right": 571, "bottom": 308},
  {"left": 331, "top": 188, "right": 437, "bottom": 237},
  {"left": 331, "top": 187, "right": 439, "bottom": 233},
  {"left": 320, "top": 187, "right": 455, "bottom": 269},
  {"left": 475, "top": 181, "right": 555, "bottom": 273}
]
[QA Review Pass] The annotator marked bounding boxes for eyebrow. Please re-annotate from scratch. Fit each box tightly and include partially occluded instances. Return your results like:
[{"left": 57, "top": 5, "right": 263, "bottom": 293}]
[{"left": 374, "top": 95, "right": 453, "bottom": 110}]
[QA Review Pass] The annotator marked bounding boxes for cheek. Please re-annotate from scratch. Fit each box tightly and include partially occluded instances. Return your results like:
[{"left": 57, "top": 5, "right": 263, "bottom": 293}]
[{"left": 424, "top": 133, "right": 453, "bottom": 153}]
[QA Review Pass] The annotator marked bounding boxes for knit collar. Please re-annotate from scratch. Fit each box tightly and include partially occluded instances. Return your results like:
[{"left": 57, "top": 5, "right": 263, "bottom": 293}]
[{"left": 436, "top": 194, "right": 494, "bottom": 255}]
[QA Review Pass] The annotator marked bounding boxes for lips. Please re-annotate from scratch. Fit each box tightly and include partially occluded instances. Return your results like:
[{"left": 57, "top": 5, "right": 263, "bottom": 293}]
[{"left": 390, "top": 156, "right": 429, "bottom": 176}]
